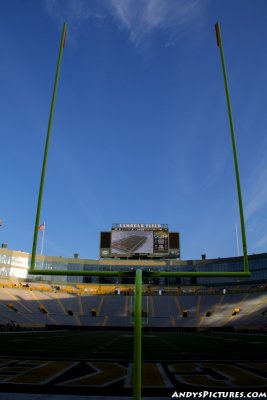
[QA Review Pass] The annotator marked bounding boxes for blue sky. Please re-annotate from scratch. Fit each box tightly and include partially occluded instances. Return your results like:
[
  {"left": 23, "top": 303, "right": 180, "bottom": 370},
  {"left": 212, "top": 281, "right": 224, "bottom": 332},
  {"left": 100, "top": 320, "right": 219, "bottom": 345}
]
[{"left": 1, "top": 0, "right": 267, "bottom": 260}]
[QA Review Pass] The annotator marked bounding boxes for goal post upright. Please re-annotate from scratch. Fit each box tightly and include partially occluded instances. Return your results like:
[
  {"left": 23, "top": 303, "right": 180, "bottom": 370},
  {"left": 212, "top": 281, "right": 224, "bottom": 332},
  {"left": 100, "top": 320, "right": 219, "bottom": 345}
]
[
  {"left": 215, "top": 22, "right": 249, "bottom": 272},
  {"left": 30, "top": 23, "right": 66, "bottom": 272}
]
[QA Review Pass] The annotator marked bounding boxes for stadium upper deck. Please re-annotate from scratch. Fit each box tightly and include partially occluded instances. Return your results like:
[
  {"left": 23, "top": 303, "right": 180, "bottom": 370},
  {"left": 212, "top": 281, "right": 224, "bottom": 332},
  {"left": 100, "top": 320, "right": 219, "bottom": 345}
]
[{"left": 0, "top": 247, "right": 266, "bottom": 286}]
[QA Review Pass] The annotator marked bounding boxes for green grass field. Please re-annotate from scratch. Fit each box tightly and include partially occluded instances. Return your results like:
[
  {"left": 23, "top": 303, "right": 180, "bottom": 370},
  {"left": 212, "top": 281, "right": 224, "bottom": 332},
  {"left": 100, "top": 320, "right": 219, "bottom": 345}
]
[
  {"left": 0, "top": 331, "right": 266, "bottom": 396},
  {"left": 0, "top": 330, "right": 266, "bottom": 361}
]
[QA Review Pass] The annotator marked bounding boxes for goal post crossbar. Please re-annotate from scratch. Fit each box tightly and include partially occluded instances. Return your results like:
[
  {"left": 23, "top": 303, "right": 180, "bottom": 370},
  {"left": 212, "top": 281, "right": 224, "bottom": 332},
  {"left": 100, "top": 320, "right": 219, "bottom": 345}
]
[{"left": 28, "top": 269, "right": 251, "bottom": 278}]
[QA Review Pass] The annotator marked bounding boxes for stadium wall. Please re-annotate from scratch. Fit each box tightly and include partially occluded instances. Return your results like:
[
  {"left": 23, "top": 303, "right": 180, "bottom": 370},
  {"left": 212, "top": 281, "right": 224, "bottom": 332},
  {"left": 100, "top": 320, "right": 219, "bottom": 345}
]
[{"left": 0, "top": 248, "right": 267, "bottom": 286}]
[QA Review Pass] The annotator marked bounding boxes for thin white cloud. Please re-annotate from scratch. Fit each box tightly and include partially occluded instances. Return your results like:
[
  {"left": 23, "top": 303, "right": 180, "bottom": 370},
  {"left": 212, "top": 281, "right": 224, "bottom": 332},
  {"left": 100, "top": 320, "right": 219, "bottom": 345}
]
[
  {"left": 203, "top": 142, "right": 229, "bottom": 191},
  {"left": 253, "top": 233, "right": 267, "bottom": 250},
  {"left": 46, "top": 0, "right": 86, "bottom": 22},
  {"left": 45, "top": 0, "right": 204, "bottom": 46},
  {"left": 45, "top": 0, "right": 106, "bottom": 30},
  {"left": 109, "top": 0, "right": 203, "bottom": 45},
  {"left": 244, "top": 146, "right": 267, "bottom": 253},
  {"left": 245, "top": 162, "right": 267, "bottom": 221},
  {"left": 45, "top": 0, "right": 106, "bottom": 47}
]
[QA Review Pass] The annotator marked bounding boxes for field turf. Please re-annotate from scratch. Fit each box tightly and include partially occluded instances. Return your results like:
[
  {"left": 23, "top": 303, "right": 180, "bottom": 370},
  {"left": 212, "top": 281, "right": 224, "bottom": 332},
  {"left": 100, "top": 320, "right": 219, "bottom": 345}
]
[
  {"left": 0, "top": 331, "right": 266, "bottom": 397},
  {"left": 0, "top": 330, "right": 266, "bottom": 361}
]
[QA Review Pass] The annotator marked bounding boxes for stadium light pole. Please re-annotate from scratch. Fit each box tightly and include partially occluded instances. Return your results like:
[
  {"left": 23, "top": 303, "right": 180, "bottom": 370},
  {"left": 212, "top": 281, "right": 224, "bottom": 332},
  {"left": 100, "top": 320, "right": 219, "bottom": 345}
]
[
  {"left": 134, "top": 269, "right": 142, "bottom": 400},
  {"left": 215, "top": 22, "right": 249, "bottom": 272},
  {"left": 30, "top": 23, "right": 66, "bottom": 271}
]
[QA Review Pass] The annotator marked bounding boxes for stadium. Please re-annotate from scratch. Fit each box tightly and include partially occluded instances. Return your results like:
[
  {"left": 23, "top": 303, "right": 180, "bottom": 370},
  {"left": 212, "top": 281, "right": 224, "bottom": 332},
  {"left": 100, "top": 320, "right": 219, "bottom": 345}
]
[
  {"left": 0, "top": 223, "right": 267, "bottom": 399},
  {"left": 1, "top": 8, "right": 267, "bottom": 400}
]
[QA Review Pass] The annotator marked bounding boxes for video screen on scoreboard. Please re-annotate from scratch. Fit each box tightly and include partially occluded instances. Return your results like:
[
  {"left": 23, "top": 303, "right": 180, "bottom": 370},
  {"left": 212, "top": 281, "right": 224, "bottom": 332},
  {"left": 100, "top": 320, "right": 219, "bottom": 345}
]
[
  {"left": 111, "top": 230, "right": 168, "bottom": 255},
  {"left": 111, "top": 231, "right": 153, "bottom": 254}
]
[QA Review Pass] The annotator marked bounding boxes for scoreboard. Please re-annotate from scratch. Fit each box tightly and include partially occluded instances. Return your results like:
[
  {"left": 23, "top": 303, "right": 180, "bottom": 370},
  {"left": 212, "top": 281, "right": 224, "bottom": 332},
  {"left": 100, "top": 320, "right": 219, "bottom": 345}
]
[{"left": 100, "top": 223, "right": 180, "bottom": 259}]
